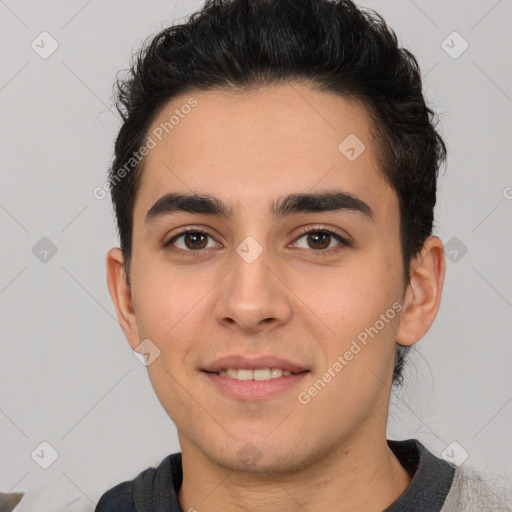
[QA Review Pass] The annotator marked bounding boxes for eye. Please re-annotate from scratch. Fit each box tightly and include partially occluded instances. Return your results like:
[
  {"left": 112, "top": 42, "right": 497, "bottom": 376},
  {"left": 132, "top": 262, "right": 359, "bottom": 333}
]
[
  {"left": 163, "top": 229, "right": 219, "bottom": 254},
  {"left": 292, "top": 227, "right": 348, "bottom": 252},
  {"left": 162, "top": 226, "right": 349, "bottom": 256}
]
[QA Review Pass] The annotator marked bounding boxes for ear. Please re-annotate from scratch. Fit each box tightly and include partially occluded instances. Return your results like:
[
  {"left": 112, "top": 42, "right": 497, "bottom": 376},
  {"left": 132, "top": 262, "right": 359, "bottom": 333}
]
[
  {"left": 106, "top": 248, "right": 140, "bottom": 351},
  {"left": 396, "top": 236, "right": 445, "bottom": 346}
]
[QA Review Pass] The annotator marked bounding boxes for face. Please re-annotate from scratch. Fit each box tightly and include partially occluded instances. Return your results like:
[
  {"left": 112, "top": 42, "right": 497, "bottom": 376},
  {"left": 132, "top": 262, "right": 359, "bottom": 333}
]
[{"left": 110, "top": 83, "right": 415, "bottom": 473}]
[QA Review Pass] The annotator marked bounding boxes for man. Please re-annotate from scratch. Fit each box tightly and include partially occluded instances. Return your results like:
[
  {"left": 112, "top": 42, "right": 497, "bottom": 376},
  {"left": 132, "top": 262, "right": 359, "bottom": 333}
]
[{"left": 96, "top": 0, "right": 511, "bottom": 510}]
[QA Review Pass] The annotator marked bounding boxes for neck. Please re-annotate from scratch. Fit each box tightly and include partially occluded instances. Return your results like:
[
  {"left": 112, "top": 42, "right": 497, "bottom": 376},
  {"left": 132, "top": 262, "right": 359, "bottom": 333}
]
[{"left": 178, "top": 431, "right": 412, "bottom": 512}]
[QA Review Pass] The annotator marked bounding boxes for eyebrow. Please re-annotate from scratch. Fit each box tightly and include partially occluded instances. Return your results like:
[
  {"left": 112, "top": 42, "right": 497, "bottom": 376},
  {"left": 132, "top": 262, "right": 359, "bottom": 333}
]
[{"left": 145, "top": 189, "right": 375, "bottom": 224}]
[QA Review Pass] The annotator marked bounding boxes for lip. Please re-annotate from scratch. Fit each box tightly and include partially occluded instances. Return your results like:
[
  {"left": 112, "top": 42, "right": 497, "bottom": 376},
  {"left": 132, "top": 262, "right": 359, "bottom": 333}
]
[
  {"left": 202, "top": 354, "right": 309, "bottom": 374},
  {"left": 203, "top": 370, "right": 310, "bottom": 400}
]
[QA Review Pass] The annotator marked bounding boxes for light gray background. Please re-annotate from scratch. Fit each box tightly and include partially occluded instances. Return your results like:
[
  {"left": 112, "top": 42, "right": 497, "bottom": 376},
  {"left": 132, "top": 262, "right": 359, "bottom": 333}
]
[{"left": 1, "top": 0, "right": 511, "bottom": 509}]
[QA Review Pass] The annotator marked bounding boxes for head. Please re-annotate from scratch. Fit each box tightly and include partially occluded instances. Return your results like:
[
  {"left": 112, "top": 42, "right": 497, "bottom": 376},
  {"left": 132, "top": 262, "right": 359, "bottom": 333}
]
[{"left": 106, "top": 0, "right": 446, "bottom": 472}]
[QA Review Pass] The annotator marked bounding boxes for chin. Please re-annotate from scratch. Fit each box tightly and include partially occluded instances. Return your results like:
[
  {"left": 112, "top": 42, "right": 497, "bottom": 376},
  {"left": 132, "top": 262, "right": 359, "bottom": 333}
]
[
  {"left": 209, "top": 450, "right": 306, "bottom": 475},
  {"left": 194, "top": 434, "right": 316, "bottom": 475}
]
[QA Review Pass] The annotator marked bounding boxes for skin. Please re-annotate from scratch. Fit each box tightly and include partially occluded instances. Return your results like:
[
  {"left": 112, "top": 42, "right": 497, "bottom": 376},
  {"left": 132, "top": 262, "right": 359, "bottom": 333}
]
[{"left": 106, "top": 83, "right": 445, "bottom": 511}]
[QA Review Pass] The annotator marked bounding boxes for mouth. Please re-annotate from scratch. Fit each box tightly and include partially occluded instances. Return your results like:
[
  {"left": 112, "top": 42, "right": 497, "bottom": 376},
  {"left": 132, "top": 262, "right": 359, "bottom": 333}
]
[
  {"left": 202, "top": 354, "right": 309, "bottom": 374},
  {"left": 204, "top": 367, "right": 306, "bottom": 381},
  {"left": 201, "top": 355, "right": 310, "bottom": 400}
]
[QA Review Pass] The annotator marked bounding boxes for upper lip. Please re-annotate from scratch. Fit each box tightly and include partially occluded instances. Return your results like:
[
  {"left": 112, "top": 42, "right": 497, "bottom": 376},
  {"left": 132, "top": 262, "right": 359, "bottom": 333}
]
[{"left": 202, "top": 355, "right": 309, "bottom": 374}]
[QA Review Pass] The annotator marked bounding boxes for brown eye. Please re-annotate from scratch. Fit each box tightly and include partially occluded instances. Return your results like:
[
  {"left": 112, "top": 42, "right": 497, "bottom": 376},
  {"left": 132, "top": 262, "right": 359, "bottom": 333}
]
[
  {"left": 181, "top": 232, "right": 209, "bottom": 250},
  {"left": 164, "top": 230, "right": 218, "bottom": 253},
  {"left": 305, "top": 232, "right": 331, "bottom": 250},
  {"left": 293, "top": 228, "right": 347, "bottom": 252}
]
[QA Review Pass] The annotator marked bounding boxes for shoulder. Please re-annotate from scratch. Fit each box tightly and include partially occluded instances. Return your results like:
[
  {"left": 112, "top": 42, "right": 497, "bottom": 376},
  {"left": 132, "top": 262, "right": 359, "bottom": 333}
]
[
  {"left": 442, "top": 464, "right": 512, "bottom": 512},
  {"left": 95, "top": 453, "right": 182, "bottom": 512},
  {"left": 95, "top": 479, "right": 136, "bottom": 511}
]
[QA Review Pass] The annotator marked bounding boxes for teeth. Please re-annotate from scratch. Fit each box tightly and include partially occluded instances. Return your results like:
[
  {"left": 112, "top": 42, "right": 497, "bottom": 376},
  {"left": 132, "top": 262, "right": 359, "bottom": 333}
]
[
  {"left": 237, "top": 369, "right": 253, "bottom": 381},
  {"left": 254, "top": 368, "right": 271, "bottom": 380},
  {"left": 217, "top": 368, "right": 293, "bottom": 380}
]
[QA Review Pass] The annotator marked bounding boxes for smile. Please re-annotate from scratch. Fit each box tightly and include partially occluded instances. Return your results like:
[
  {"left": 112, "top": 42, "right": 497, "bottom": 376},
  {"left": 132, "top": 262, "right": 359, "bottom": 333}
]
[
  {"left": 203, "top": 369, "right": 310, "bottom": 400},
  {"left": 216, "top": 368, "right": 293, "bottom": 380}
]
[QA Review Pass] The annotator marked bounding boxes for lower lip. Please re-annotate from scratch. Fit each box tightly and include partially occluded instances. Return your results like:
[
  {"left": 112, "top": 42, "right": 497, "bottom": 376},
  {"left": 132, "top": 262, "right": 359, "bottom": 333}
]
[{"left": 202, "top": 371, "right": 310, "bottom": 400}]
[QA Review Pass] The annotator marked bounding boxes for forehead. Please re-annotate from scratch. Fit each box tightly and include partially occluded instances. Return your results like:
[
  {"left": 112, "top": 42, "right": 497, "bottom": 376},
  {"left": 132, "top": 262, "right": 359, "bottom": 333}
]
[{"left": 133, "top": 83, "right": 395, "bottom": 223}]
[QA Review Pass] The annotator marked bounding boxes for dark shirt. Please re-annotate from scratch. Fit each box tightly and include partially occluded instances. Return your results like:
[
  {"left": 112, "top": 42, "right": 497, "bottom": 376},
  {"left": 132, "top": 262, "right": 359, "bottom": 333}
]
[{"left": 95, "top": 438, "right": 456, "bottom": 511}]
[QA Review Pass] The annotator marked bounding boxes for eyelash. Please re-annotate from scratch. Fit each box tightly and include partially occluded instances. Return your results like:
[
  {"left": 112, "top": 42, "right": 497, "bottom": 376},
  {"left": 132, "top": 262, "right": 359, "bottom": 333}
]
[{"left": 162, "top": 226, "right": 349, "bottom": 257}]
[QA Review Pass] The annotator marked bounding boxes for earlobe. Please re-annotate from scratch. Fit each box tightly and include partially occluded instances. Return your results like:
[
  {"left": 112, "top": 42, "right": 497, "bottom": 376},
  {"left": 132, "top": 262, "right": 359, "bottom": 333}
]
[
  {"left": 395, "top": 236, "right": 445, "bottom": 347},
  {"left": 106, "top": 248, "right": 139, "bottom": 349}
]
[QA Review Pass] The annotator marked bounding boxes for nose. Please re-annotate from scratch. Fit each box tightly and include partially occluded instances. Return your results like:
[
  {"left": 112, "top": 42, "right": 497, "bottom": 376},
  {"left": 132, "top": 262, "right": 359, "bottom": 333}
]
[{"left": 214, "top": 241, "right": 293, "bottom": 334}]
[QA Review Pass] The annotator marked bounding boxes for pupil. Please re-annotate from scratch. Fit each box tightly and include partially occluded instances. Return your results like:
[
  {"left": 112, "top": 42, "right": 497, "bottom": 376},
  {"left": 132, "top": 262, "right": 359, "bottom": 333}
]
[
  {"left": 186, "top": 233, "right": 207, "bottom": 249},
  {"left": 309, "top": 232, "right": 329, "bottom": 249}
]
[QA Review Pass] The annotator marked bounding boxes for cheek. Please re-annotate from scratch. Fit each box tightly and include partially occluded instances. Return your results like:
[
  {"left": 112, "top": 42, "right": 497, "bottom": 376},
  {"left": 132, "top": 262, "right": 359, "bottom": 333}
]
[
  {"left": 131, "top": 258, "right": 223, "bottom": 370},
  {"left": 318, "top": 261, "right": 402, "bottom": 361},
  {"left": 132, "top": 259, "right": 201, "bottom": 335}
]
